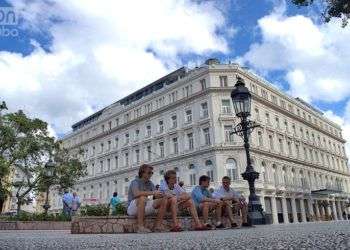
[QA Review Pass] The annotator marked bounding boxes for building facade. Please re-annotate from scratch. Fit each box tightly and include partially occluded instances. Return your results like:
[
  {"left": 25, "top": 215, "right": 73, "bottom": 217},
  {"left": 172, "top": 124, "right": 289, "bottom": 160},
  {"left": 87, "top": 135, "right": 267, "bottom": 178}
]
[{"left": 54, "top": 59, "right": 350, "bottom": 224}]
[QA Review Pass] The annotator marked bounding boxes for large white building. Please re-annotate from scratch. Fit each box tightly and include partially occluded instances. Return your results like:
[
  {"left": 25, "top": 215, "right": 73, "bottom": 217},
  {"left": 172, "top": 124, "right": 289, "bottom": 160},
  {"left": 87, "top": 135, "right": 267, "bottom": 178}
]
[{"left": 53, "top": 59, "right": 350, "bottom": 224}]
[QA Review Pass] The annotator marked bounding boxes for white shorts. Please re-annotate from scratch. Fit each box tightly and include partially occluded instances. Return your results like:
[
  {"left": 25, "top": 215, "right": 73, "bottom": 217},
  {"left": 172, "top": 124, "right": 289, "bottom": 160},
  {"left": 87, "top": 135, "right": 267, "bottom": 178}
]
[{"left": 127, "top": 198, "right": 156, "bottom": 216}]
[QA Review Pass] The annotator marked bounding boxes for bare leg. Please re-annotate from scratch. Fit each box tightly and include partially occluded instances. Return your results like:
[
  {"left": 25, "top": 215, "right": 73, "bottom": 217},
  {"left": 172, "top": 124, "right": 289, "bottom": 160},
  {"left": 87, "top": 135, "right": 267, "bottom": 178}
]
[
  {"left": 169, "top": 197, "right": 180, "bottom": 227},
  {"left": 201, "top": 202, "right": 210, "bottom": 224},
  {"left": 241, "top": 204, "right": 248, "bottom": 223},
  {"left": 224, "top": 201, "right": 235, "bottom": 224},
  {"left": 185, "top": 199, "right": 202, "bottom": 227},
  {"left": 215, "top": 202, "right": 223, "bottom": 223},
  {"left": 136, "top": 196, "right": 146, "bottom": 227},
  {"left": 153, "top": 197, "right": 168, "bottom": 229}
]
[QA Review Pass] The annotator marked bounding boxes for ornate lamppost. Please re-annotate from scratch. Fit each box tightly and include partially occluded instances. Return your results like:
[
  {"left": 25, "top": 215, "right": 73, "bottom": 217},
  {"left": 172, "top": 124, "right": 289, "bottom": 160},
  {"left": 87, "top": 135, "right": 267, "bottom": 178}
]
[
  {"left": 43, "top": 159, "right": 56, "bottom": 215},
  {"left": 231, "top": 76, "right": 265, "bottom": 225}
]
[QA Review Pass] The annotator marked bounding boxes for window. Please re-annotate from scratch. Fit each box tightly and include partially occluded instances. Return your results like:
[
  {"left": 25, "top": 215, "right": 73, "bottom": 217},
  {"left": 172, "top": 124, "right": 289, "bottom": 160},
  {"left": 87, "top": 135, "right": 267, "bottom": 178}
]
[
  {"left": 255, "top": 108, "right": 260, "bottom": 121},
  {"left": 101, "top": 124, "right": 105, "bottom": 132},
  {"left": 190, "top": 174, "right": 196, "bottom": 185},
  {"left": 261, "top": 89, "right": 268, "bottom": 99},
  {"left": 284, "top": 120, "right": 288, "bottom": 132},
  {"left": 92, "top": 146, "right": 96, "bottom": 156},
  {"left": 186, "top": 110, "right": 192, "bottom": 123},
  {"left": 107, "top": 159, "right": 111, "bottom": 172},
  {"left": 171, "top": 115, "right": 177, "bottom": 128},
  {"left": 146, "top": 125, "right": 151, "bottom": 137},
  {"left": 266, "top": 113, "right": 270, "bottom": 124},
  {"left": 224, "top": 125, "right": 234, "bottom": 143},
  {"left": 158, "top": 120, "right": 164, "bottom": 133},
  {"left": 295, "top": 144, "right": 300, "bottom": 158},
  {"left": 275, "top": 116, "right": 280, "bottom": 128},
  {"left": 159, "top": 142, "right": 164, "bottom": 158},
  {"left": 200, "top": 79, "right": 207, "bottom": 90},
  {"left": 221, "top": 100, "right": 231, "bottom": 114},
  {"left": 135, "top": 129, "right": 140, "bottom": 141},
  {"left": 107, "top": 140, "right": 111, "bottom": 151},
  {"left": 184, "top": 85, "right": 190, "bottom": 97},
  {"left": 115, "top": 118, "right": 119, "bottom": 126},
  {"left": 145, "top": 103, "right": 152, "bottom": 114},
  {"left": 226, "top": 158, "right": 238, "bottom": 180},
  {"left": 108, "top": 121, "right": 112, "bottom": 130},
  {"left": 201, "top": 102, "right": 209, "bottom": 118},
  {"left": 125, "top": 133, "right": 129, "bottom": 144},
  {"left": 269, "top": 135, "right": 274, "bottom": 150},
  {"left": 207, "top": 170, "right": 214, "bottom": 182},
  {"left": 187, "top": 133, "right": 194, "bottom": 150},
  {"left": 124, "top": 152, "right": 129, "bottom": 167},
  {"left": 114, "top": 156, "right": 119, "bottom": 169},
  {"left": 115, "top": 137, "right": 119, "bottom": 148},
  {"left": 287, "top": 141, "right": 292, "bottom": 156},
  {"left": 124, "top": 113, "right": 130, "bottom": 123},
  {"left": 258, "top": 131, "right": 263, "bottom": 147},
  {"left": 219, "top": 76, "right": 228, "bottom": 87},
  {"left": 172, "top": 137, "right": 178, "bottom": 154},
  {"left": 100, "top": 160, "right": 103, "bottom": 173},
  {"left": 100, "top": 143, "right": 104, "bottom": 153},
  {"left": 147, "top": 146, "right": 152, "bottom": 161},
  {"left": 280, "top": 100, "right": 286, "bottom": 109},
  {"left": 91, "top": 163, "right": 95, "bottom": 176},
  {"left": 271, "top": 95, "right": 277, "bottom": 104},
  {"left": 279, "top": 138, "right": 284, "bottom": 154},
  {"left": 203, "top": 128, "right": 211, "bottom": 145},
  {"left": 135, "top": 149, "right": 140, "bottom": 164}
]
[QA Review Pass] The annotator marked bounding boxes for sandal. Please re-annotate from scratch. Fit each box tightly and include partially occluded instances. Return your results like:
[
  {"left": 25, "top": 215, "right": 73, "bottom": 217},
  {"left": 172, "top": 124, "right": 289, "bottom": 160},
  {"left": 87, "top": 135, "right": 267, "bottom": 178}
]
[
  {"left": 170, "top": 225, "right": 183, "bottom": 232},
  {"left": 194, "top": 225, "right": 208, "bottom": 231},
  {"left": 204, "top": 223, "right": 212, "bottom": 229}
]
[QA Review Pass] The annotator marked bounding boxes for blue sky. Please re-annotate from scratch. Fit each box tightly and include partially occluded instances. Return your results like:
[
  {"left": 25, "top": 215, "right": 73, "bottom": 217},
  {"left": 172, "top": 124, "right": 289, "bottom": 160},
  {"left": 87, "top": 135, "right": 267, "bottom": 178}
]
[{"left": 0, "top": 0, "right": 349, "bottom": 151}]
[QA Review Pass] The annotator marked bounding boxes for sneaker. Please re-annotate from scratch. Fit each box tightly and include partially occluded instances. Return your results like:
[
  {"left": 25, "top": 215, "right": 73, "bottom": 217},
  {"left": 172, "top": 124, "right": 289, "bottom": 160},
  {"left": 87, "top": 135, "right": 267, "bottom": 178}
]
[{"left": 136, "top": 226, "right": 152, "bottom": 234}]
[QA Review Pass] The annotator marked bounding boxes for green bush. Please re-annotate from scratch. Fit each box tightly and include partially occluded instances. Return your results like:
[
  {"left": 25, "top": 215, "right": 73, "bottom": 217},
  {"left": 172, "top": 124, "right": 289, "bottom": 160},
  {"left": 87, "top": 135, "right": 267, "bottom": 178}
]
[
  {"left": 5, "top": 212, "right": 70, "bottom": 221},
  {"left": 112, "top": 203, "right": 127, "bottom": 215},
  {"left": 80, "top": 204, "right": 110, "bottom": 216}
]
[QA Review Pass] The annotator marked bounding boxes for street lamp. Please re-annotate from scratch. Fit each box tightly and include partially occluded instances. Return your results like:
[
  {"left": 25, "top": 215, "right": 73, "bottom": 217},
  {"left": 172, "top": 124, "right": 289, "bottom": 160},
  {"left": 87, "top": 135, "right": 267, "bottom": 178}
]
[
  {"left": 231, "top": 76, "right": 265, "bottom": 225},
  {"left": 43, "top": 159, "right": 56, "bottom": 215}
]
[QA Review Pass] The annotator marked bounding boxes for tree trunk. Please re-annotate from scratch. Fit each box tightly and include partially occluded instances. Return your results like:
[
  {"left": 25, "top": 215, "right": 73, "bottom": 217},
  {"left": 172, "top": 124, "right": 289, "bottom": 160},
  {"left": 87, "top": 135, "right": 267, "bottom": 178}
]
[
  {"left": 16, "top": 198, "right": 21, "bottom": 215},
  {"left": 0, "top": 198, "right": 4, "bottom": 213}
]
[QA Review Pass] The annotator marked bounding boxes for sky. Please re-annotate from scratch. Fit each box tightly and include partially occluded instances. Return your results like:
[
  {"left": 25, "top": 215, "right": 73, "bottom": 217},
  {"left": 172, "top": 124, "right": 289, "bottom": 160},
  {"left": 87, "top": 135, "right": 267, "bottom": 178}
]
[{"left": 0, "top": 0, "right": 350, "bottom": 155}]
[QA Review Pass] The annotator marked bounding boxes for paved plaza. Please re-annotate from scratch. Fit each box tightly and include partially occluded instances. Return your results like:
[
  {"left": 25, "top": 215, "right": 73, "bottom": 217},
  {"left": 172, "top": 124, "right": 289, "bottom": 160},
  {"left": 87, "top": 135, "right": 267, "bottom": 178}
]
[{"left": 0, "top": 221, "right": 349, "bottom": 250}]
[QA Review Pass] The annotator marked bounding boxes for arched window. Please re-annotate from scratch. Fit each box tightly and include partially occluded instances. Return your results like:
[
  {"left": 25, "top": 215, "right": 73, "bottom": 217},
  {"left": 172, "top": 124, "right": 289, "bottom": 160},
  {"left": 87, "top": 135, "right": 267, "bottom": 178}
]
[
  {"left": 205, "top": 159, "right": 214, "bottom": 182},
  {"left": 272, "top": 164, "right": 278, "bottom": 184},
  {"left": 261, "top": 161, "right": 268, "bottom": 182},
  {"left": 226, "top": 158, "right": 238, "bottom": 180}
]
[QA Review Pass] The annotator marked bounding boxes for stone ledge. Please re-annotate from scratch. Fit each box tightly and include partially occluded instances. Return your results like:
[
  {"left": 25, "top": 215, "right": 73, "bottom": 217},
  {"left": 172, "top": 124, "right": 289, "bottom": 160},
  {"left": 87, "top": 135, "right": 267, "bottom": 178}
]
[
  {"left": 71, "top": 215, "right": 242, "bottom": 234},
  {"left": 0, "top": 221, "right": 71, "bottom": 230}
]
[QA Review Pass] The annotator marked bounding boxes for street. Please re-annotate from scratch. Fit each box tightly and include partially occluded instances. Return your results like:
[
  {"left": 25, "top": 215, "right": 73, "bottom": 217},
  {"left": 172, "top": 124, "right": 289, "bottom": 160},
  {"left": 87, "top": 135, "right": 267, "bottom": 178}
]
[{"left": 0, "top": 221, "right": 349, "bottom": 250}]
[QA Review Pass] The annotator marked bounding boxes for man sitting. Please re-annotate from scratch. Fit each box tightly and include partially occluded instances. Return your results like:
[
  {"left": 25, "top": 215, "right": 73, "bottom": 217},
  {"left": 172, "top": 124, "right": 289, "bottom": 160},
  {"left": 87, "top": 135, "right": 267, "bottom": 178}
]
[
  {"left": 191, "top": 175, "right": 225, "bottom": 229},
  {"left": 213, "top": 176, "right": 251, "bottom": 227},
  {"left": 160, "top": 170, "right": 207, "bottom": 231},
  {"left": 127, "top": 164, "right": 175, "bottom": 233}
]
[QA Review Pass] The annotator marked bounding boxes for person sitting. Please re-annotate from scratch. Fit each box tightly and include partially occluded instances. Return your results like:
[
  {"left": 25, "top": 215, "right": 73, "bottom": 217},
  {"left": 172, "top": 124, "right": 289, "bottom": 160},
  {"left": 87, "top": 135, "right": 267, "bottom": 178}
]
[
  {"left": 109, "top": 192, "right": 121, "bottom": 215},
  {"left": 160, "top": 170, "right": 207, "bottom": 231},
  {"left": 127, "top": 164, "right": 174, "bottom": 233},
  {"left": 191, "top": 175, "right": 225, "bottom": 229},
  {"left": 213, "top": 176, "right": 251, "bottom": 227}
]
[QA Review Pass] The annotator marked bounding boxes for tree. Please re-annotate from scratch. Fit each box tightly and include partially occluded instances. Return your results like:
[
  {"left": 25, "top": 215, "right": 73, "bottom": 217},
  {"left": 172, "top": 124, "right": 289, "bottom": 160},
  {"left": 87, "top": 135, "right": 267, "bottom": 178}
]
[
  {"left": 0, "top": 101, "right": 87, "bottom": 214},
  {"left": 292, "top": 0, "right": 350, "bottom": 27}
]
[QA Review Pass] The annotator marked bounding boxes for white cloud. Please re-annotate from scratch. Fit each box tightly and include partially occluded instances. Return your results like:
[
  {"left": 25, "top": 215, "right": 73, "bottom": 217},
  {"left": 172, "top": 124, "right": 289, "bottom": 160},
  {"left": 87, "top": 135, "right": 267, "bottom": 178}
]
[
  {"left": 1, "top": 0, "right": 230, "bottom": 136},
  {"left": 239, "top": 4, "right": 350, "bottom": 157},
  {"left": 241, "top": 8, "right": 350, "bottom": 103}
]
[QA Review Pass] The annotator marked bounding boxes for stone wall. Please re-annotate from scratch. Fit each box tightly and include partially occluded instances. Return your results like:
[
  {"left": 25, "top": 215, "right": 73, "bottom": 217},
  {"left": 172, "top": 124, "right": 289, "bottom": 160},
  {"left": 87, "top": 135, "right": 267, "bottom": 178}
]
[
  {"left": 71, "top": 215, "right": 242, "bottom": 234},
  {"left": 0, "top": 221, "right": 71, "bottom": 230}
]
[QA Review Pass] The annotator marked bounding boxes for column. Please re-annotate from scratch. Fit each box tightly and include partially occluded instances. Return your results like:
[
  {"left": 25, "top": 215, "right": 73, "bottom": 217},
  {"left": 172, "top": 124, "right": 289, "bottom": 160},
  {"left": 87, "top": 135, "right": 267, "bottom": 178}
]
[
  {"left": 326, "top": 202, "right": 332, "bottom": 220},
  {"left": 291, "top": 197, "right": 298, "bottom": 223},
  {"left": 332, "top": 200, "right": 338, "bottom": 220},
  {"left": 336, "top": 201, "right": 343, "bottom": 220},
  {"left": 260, "top": 195, "right": 266, "bottom": 211},
  {"left": 307, "top": 199, "right": 314, "bottom": 221},
  {"left": 315, "top": 200, "right": 321, "bottom": 221},
  {"left": 271, "top": 196, "right": 279, "bottom": 224},
  {"left": 300, "top": 199, "right": 307, "bottom": 222},
  {"left": 320, "top": 204, "right": 326, "bottom": 220},
  {"left": 282, "top": 197, "right": 289, "bottom": 224}
]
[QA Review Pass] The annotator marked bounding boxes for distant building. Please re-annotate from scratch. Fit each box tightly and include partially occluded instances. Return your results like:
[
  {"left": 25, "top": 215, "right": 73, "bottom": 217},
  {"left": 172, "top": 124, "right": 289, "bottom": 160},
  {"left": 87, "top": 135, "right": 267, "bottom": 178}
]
[{"left": 54, "top": 59, "right": 350, "bottom": 223}]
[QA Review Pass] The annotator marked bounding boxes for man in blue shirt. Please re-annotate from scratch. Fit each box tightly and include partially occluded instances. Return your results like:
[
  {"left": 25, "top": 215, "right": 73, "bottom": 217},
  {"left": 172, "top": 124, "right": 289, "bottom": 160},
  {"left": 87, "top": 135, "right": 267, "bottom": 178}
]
[
  {"left": 191, "top": 175, "right": 224, "bottom": 228},
  {"left": 62, "top": 190, "right": 73, "bottom": 216}
]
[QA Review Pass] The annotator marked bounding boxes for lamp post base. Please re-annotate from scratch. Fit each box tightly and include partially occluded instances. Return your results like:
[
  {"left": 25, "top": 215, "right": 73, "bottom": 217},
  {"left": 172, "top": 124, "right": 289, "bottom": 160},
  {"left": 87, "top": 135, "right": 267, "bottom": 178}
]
[{"left": 247, "top": 202, "right": 266, "bottom": 225}]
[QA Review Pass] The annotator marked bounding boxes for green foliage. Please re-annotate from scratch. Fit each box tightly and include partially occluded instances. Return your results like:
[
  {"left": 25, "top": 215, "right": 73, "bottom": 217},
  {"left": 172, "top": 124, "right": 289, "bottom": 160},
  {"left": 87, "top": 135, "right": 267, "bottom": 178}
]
[
  {"left": 6, "top": 211, "right": 70, "bottom": 221},
  {"left": 292, "top": 0, "right": 350, "bottom": 27},
  {"left": 80, "top": 204, "right": 110, "bottom": 216},
  {"left": 113, "top": 203, "right": 127, "bottom": 215},
  {"left": 0, "top": 100, "right": 87, "bottom": 213}
]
